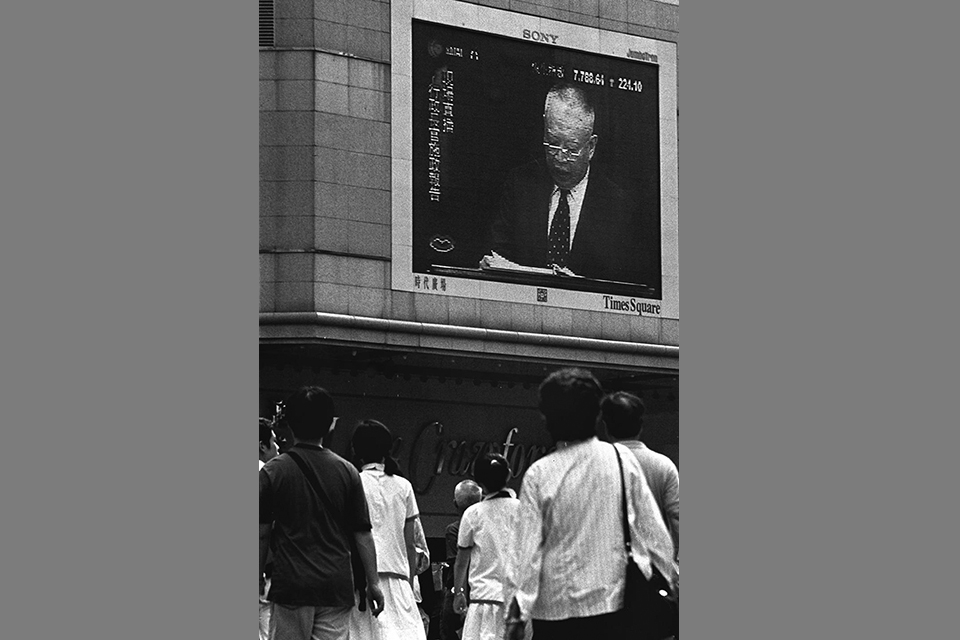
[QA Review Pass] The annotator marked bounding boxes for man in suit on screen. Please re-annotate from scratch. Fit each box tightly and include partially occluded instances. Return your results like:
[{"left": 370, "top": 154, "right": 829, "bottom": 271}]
[{"left": 481, "top": 82, "right": 651, "bottom": 285}]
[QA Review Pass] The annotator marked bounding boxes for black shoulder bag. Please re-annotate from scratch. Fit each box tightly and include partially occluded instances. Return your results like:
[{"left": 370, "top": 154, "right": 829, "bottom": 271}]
[
  {"left": 614, "top": 444, "right": 679, "bottom": 639},
  {"left": 286, "top": 449, "right": 369, "bottom": 611}
]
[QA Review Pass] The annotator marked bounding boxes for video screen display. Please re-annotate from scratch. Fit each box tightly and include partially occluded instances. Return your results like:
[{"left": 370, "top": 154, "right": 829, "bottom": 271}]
[{"left": 411, "top": 19, "right": 662, "bottom": 299}]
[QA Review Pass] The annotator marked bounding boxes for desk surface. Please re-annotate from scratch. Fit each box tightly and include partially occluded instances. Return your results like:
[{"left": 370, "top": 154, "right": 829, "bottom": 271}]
[{"left": 429, "top": 265, "right": 660, "bottom": 299}]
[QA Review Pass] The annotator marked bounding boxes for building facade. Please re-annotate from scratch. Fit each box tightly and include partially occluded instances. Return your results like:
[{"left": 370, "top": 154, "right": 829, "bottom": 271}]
[{"left": 260, "top": 0, "right": 679, "bottom": 539}]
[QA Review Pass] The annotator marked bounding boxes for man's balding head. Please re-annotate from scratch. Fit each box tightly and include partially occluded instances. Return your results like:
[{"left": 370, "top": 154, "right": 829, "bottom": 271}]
[
  {"left": 542, "top": 83, "right": 597, "bottom": 189},
  {"left": 453, "top": 479, "right": 482, "bottom": 513}
]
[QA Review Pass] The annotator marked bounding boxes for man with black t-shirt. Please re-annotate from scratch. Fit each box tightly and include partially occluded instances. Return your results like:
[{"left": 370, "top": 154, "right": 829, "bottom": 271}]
[{"left": 259, "top": 387, "right": 384, "bottom": 640}]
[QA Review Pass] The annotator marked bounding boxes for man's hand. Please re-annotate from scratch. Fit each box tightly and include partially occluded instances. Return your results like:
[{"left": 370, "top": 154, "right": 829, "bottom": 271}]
[
  {"left": 366, "top": 582, "right": 385, "bottom": 617},
  {"left": 453, "top": 591, "right": 468, "bottom": 617},
  {"left": 550, "top": 264, "right": 578, "bottom": 277},
  {"left": 415, "top": 548, "right": 431, "bottom": 575},
  {"left": 479, "top": 251, "right": 524, "bottom": 270}
]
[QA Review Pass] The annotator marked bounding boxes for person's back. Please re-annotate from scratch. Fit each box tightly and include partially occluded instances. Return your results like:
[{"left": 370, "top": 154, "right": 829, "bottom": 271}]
[
  {"left": 259, "top": 387, "right": 383, "bottom": 640},
  {"left": 359, "top": 464, "right": 418, "bottom": 579},
  {"left": 505, "top": 368, "right": 676, "bottom": 640},
  {"left": 619, "top": 441, "right": 678, "bottom": 552},
  {"left": 347, "top": 420, "right": 426, "bottom": 640},
  {"left": 439, "top": 480, "right": 482, "bottom": 640},
  {"left": 259, "top": 418, "right": 279, "bottom": 640},
  {"left": 454, "top": 454, "right": 522, "bottom": 640},
  {"left": 601, "top": 391, "right": 679, "bottom": 559},
  {"left": 459, "top": 496, "right": 520, "bottom": 604},
  {"left": 514, "top": 438, "right": 643, "bottom": 618},
  {"left": 261, "top": 446, "right": 368, "bottom": 604}
]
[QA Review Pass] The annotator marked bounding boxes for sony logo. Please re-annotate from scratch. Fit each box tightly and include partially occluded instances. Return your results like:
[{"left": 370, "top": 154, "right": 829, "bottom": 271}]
[{"left": 522, "top": 28, "right": 558, "bottom": 44}]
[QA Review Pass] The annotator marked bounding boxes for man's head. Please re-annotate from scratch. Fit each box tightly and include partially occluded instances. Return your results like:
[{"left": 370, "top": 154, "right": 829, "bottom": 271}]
[
  {"left": 538, "top": 367, "right": 604, "bottom": 443},
  {"left": 280, "top": 386, "right": 337, "bottom": 443},
  {"left": 600, "top": 391, "right": 645, "bottom": 441},
  {"left": 542, "top": 83, "right": 597, "bottom": 190},
  {"left": 259, "top": 417, "right": 279, "bottom": 463},
  {"left": 453, "top": 479, "right": 482, "bottom": 514}
]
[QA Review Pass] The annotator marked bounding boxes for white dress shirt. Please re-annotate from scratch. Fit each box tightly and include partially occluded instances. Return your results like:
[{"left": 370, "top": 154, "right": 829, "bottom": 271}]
[
  {"left": 619, "top": 439, "right": 679, "bottom": 559},
  {"left": 506, "top": 437, "right": 676, "bottom": 621}
]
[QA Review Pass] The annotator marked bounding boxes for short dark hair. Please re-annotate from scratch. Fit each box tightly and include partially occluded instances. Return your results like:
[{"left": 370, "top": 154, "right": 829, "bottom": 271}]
[
  {"left": 351, "top": 419, "right": 401, "bottom": 476},
  {"left": 281, "top": 386, "right": 336, "bottom": 442},
  {"left": 538, "top": 368, "right": 603, "bottom": 442},
  {"left": 601, "top": 391, "right": 645, "bottom": 439},
  {"left": 259, "top": 417, "right": 274, "bottom": 448},
  {"left": 473, "top": 453, "right": 511, "bottom": 492}
]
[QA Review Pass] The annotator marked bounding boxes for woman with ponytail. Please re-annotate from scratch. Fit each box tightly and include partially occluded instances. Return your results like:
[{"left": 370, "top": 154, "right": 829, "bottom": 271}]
[
  {"left": 452, "top": 453, "right": 526, "bottom": 640},
  {"left": 346, "top": 420, "right": 427, "bottom": 640}
]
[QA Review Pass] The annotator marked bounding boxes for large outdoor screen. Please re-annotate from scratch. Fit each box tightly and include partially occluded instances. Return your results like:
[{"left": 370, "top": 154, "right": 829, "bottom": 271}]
[{"left": 410, "top": 19, "right": 662, "bottom": 300}]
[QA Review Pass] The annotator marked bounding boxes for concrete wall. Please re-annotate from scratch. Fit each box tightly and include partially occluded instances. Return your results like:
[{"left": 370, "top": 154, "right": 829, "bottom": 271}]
[{"left": 260, "top": 0, "right": 679, "bottom": 346}]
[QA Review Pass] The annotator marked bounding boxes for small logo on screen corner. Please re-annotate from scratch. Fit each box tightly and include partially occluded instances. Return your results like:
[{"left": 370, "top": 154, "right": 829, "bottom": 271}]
[
  {"left": 429, "top": 235, "right": 455, "bottom": 253},
  {"left": 627, "top": 49, "right": 658, "bottom": 63},
  {"left": 537, "top": 288, "right": 548, "bottom": 303},
  {"left": 428, "top": 40, "right": 444, "bottom": 58}
]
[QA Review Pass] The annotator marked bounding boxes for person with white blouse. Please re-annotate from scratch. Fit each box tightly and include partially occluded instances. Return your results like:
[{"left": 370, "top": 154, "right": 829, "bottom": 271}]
[
  {"left": 452, "top": 453, "right": 522, "bottom": 640},
  {"left": 504, "top": 368, "right": 677, "bottom": 640},
  {"left": 347, "top": 420, "right": 427, "bottom": 640}
]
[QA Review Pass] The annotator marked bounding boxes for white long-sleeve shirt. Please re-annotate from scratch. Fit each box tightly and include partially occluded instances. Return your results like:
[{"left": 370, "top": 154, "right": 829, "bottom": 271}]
[{"left": 506, "top": 438, "right": 677, "bottom": 621}]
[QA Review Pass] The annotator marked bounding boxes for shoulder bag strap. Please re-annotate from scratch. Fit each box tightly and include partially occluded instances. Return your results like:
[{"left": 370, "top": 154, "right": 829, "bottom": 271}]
[
  {"left": 613, "top": 443, "right": 633, "bottom": 555},
  {"left": 286, "top": 449, "right": 340, "bottom": 517},
  {"left": 286, "top": 449, "right": 369, "bottom": 610}
]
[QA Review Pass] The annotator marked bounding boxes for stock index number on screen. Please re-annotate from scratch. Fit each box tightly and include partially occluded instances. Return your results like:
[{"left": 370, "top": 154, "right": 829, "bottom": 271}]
[
  {"left": 572, "top": 68, "right": 643, "bottom": 93},
  {"left": 572, "top": 68, "right": 604, "bottom": 86}
]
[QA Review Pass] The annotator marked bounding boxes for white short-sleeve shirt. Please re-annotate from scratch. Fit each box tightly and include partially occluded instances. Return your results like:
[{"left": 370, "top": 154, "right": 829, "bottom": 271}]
[
  {"left": 360, "top": 463, "right": 420, "bottom": 577},
  {"left": 457, "top": 495, "right": 521, "bottom": 603}
]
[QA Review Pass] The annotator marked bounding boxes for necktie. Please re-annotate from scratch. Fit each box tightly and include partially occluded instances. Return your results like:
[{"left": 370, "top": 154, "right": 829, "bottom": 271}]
[{"left": 547, "top": 189, "right": 571, "bottom": 268}]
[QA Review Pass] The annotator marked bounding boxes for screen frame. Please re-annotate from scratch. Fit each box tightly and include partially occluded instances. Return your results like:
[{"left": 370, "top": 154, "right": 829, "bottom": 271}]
[{"left": 391, "top": 0, "right": 678, "bottom": 320}]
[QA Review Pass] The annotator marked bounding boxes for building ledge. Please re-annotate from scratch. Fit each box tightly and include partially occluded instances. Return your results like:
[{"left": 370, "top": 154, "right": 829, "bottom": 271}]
[{"left": 260, "top": 312, "right": 678, "bottom": 370}]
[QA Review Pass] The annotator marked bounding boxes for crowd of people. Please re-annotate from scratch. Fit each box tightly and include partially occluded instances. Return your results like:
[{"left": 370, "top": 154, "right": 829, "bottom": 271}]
[{"left": 259, "top": 368, "right": 679, "bottom": 640}]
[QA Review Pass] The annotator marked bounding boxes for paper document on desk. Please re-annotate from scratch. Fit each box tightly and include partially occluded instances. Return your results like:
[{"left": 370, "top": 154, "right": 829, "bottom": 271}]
[{"left": 479, "top": 252, "right": 581, "bottom": 277}]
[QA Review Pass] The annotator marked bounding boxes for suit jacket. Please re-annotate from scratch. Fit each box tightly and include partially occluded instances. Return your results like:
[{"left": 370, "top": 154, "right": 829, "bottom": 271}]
[{"left": 489, "top": 159, "right": 649, "bottom": 284}]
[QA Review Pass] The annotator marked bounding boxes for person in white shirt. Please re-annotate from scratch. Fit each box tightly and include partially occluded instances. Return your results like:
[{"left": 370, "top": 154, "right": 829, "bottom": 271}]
[
  {"left": 258, "top": 417, "right": 279, "bottom": 640},
  {"left": 439, "top": 480, "right": 483, "bottom": 640},
  {"left": 452, "top": 453, "right": 522, "bottom": 640},
  {"left": 347, "top": 420, "right": 427, "bottom": 640},
  {"left": 602, "top": 391, "right": 679, "bottom": 561},
  {"left": 504, "top": 368, "right": 677, "bottom": 640}
]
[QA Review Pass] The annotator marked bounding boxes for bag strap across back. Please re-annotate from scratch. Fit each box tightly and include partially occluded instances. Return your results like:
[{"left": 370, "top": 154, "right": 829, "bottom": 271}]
[
  {"left": 286, "top": 449, "right": 369, "bottom": 611},
  {"left": 286, "top": 449, "right": 339, "bottom": 516},
  {"left": 613, "top": 443, "right": 633, "bottom": 555}
]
